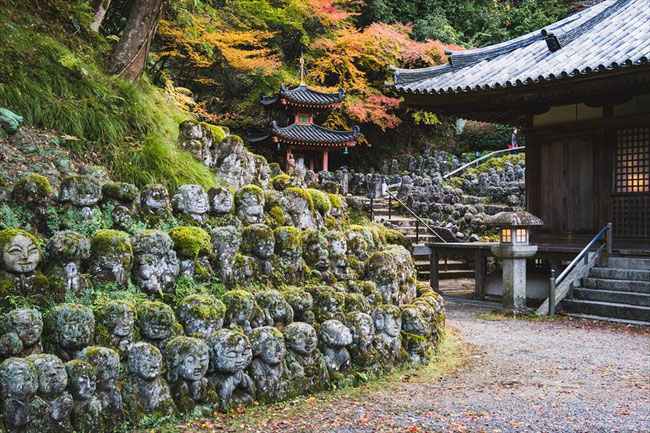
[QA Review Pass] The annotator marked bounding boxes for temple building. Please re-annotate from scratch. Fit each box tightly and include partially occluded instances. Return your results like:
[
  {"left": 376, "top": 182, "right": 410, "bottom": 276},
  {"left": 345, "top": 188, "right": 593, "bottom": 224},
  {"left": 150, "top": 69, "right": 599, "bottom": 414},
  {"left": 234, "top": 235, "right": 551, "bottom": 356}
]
[{"left": 248, "top": 62, "right": 361, "bottom": 173}]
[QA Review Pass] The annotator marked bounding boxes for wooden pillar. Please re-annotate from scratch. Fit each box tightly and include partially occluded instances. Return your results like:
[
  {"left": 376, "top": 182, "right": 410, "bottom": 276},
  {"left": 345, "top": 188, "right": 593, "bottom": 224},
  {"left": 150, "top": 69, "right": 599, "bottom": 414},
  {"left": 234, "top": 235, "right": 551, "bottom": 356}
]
[
  {"left": 429, "top": 246, "right": 439, "bottom": 292},
  {"left": 309, "top": 156, "right": 315, "bottom": 172},
  {"left": 322, "top": 150, "right": 329, "bottom": 172},
  {"left": 475, "top": 250, "right": 487, "bottom": 299},
  {"left": 285, "top": 147, "right": 291, "bottom": 173}
]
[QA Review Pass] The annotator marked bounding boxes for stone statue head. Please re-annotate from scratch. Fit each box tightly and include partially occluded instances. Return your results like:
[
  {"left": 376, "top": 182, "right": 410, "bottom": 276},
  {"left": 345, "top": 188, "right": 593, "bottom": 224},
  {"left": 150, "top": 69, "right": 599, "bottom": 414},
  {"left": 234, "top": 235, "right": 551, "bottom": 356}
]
[
  {"left": 45, "top": 304, "right": 94, "bottom": 357},
  {"left": 344, "top": 293, "right": 371, "bottom": 315},
  {"left": 222, "top": 290, "right": 255, "bottom": 332},
  {"left": 327, "top": 231, "right": 347, "bottom": 256},
  {"left": 401, "top": 305, "right": 430, "bottom": 338},
  {"left": 131, "top": 230, "right": 180, "bottom": 294},
  {"left": 313, "top": 287, "right": 345, "bottom": 323},
  {"left": 344, "top": 312, "right": 375, "bottom": 349},
  {"left": 366, "top": 251, "right": 400, "bottom": 303},
  {"left": 59, "top": 175, "right": 102, "bottom": 207},
  {"left": 281, "top": 287, "right": 314, "bottom": 324},
  {"left": 319, "top": 320, "right": 352, "bottom": 348},
  {"left": 27, "top": 353, "right": 67, "bottom": 397},
  {"left": 255, "top": 289, "right": 293, "bottom": 329},
  {"left": 165, "top": 336, "right": 210, "bottom": 383},
  {"left": 241, "top": 224, "right": 275, "bottom": 259},
  {"left": 127, "top": 342, "right": 163, "bottom": 380},
  {"left": 0, "top": 357, "right": 37, "bottom": 399},
  {"left": 301, "top": 230, "right": 329, "bottom": 272},
  {"left": 274, "top": 226, "right": 302, "bottom": 259},
  {"left": 0, "top": 229, "right": 41, "bottom": 274},
  {"left": 139, "top": 184, "right": 171, "bottom": 215},
  {"left": 66, "top": 360, "right": 96, "bottom": 401},
  {"left": 89, "top": 229, "right": 133, "bottom": 286},
  {"left": 235, "top": 185, "right": 265, "bottom": 225},
  {"left": 249, "top": 326, "right": 285, "bottom": 366},
  {"left": 208, "top": 186, "right": 234, "bottom": 215},
  {"left": 206, "top": 329, "right": 252, "bottom": 374},
  {"left": 346, "top": 229, "right": 369, "bottom": 260},
  {"left": 11, "top": 174, "right": 51, "bottom": 208},
  {"left": 4, "top": 308, "right": 42, "bottom": 347},
  {"left": 47, "top": 231, "right": 90, "bottom": 265},
  {"left": 372, "top": 305, "right": 402, "bottom": 338},
  {"left": 100, "top": 300, "right": 135, "bottom": 338},
  {"left": 137, "top": 301, "right": 177, "bottom": 341},
  {"left": 284, "top": 322, "right": 317, "bottom": 356},
  {"left": 78, "top": 346, "right": 120, "bottom": 388},
  {"left": 172, "top": 185, "right": 210, "bottom": 219},
  {"left": 176, "top": 294, "right": 225, "bottom": 339},
  {"left": 101, "top": 182, "right": 139, "bottom": 206}
]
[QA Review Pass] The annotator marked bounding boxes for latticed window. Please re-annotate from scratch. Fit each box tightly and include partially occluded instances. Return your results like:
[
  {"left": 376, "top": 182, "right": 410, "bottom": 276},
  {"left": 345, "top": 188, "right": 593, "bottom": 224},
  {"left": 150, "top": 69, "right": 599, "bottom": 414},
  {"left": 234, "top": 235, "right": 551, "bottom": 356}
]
[
  {"left": 501, "top": 229, "right": 511, "bottom": 243},
  {"left": 615, "top": 127, "right": 649, "bottom": 193},
  {"left": 515, "top": 229, "right": 527, "bottom": 243}
]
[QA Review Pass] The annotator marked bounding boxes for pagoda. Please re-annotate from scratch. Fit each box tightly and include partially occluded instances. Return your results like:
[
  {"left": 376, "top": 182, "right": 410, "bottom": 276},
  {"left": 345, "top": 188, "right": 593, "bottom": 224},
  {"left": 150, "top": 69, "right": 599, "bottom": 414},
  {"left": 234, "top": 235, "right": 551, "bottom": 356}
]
[{"left": 248, "top": 58, "right": 361, "bottom": 173}]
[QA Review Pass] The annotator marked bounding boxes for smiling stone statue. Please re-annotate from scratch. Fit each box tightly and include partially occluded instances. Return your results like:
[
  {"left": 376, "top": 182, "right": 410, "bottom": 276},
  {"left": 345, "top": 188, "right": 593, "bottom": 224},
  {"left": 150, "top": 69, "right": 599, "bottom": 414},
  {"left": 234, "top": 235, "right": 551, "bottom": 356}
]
[
  {"left": 165, "top": 336, "right": 216, "bottom": 412},
  {"left": 0, "top": 308, "right": 43, "bottom": 359},
  {"left": 0, "top": 229, "right": 50, "bottom": 306},
  {"left": 27, "top": 353, "right": 73, "bottom": 433}
]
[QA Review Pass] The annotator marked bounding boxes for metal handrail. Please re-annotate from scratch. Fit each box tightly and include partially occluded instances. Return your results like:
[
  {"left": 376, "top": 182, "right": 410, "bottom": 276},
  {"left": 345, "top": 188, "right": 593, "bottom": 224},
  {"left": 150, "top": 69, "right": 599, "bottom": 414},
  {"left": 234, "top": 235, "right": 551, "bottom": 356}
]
[
  {"left": 548, "top": 222, "right": 612, "bottom": 315},
  {"left": 443, "top": 147, "right": 526, "bottom": 179},
  {"left": 384, "top": 189, "right": 448, "bottom": 244}
]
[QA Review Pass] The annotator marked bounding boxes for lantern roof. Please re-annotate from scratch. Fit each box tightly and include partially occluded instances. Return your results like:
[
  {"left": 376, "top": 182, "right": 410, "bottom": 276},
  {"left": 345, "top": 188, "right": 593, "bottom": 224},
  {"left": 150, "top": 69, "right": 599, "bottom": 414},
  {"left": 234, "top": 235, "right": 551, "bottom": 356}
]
[
  {"left": 248, "top": 121, "right": 361, "bottom": 148},
  {"left": 488, "top": 211, "right": 544, "bottom": 228},
  {"left": 261, "top": 84, "right": 346, "bottom": 110}
]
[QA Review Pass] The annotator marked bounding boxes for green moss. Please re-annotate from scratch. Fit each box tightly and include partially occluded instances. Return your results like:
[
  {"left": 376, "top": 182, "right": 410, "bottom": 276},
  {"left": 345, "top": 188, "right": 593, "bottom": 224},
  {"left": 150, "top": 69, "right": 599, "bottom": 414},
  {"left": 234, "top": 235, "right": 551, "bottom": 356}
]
[
  {"left": 307, "top": 188, "right": 331, "bottom": 215},
  {"left": 273, "top": 226, "right": 301, "bottom": 252},
  {"left": 168, "top": 226, "right": 212, "bottom": 259},
  {"left": 101, "top": 182, "right": 139, "bottom": 202},
  {"left": 12, "top": 174, "right": 51, "bottom": 204},
  {"left": 202, "top": 122, "right": 226, "bottom": 143},
  {"left": 235, "top": 185, "right": 264, "bottom": 206},
  {"left": 285, "top": 187, "right": 314, "bottom": 212},
  {"left": 271, "top": 174, "right": 291, "bottom": 191},
  {"left": 268, "top": 206, "right": 285, "bottom": 226},
  {"left": 90, "top": 229, "right": 132, "bottom": 257},
  {"left": 0, "top": 228, "right": 40, "bottom": 251},
  {"left": 328, "top": 193, "right": 346, "bottom": 210}
]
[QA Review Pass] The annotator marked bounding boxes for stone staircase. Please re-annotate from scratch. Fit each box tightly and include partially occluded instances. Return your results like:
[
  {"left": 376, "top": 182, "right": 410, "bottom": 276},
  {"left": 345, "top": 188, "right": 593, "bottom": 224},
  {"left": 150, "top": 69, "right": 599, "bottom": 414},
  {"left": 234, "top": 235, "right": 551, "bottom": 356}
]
[
  {"left": 371, "top": 197, "right": 474, "bottom": 282},
  {"left": 560, "top": 255, "right": 650, "bottom": 324}
]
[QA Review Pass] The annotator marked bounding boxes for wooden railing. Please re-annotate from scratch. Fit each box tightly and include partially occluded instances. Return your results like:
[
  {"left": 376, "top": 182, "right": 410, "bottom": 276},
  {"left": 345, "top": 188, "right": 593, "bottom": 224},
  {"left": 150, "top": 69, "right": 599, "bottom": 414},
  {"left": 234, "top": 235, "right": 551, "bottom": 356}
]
[{"left": 443, "top": 147, "right": 526, "bottom": 180}]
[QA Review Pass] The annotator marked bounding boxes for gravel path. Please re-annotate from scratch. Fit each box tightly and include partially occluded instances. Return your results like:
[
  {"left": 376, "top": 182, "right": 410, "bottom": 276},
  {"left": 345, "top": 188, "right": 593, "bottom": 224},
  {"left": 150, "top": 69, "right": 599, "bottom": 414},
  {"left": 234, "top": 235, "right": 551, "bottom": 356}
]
[{"left": 178, "top": 300, "right": 650, "bottom": 433}]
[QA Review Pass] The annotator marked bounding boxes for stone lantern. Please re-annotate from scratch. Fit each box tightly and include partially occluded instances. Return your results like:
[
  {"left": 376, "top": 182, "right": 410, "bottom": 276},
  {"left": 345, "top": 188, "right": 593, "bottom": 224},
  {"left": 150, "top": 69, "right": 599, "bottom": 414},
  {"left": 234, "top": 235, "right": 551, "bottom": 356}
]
[{"left": 489, "top": 211, "right": 543, "bottom": 312}]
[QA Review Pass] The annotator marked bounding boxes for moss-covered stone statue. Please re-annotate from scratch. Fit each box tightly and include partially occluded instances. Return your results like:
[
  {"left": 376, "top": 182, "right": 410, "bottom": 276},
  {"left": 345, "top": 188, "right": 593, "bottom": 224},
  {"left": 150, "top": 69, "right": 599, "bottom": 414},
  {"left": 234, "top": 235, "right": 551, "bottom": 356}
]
[
  {"left": 312, "top": 286, "right": 345, "bottom": 323},
  {"left": 273, "top": 226, "right": 304, "bottom": 284},
  {"left": 26, "top": 354, "right": 73, "bottom": 433},
  {"left": 169, "top": 226, "right": 213, "bottom": 281},
  {"left": 208, "top": 186, "right": 233, "bottom": 215},
  {"left": 280, "top": 187, "right": 318, "bottom": 230},
  {"left": 241, "top": 224, "right": 275, "bottom": 276},
  {"left": 400, "top": 304, "right": 433, "bottom": 364},
  {"left": 66, "top": 360, "right": 103, "bottom": 432},
  {"left": 248, "top": 326, "right": 291, "bottom": 403},
  {"left": 348, "top": 280, "right": 382, "bottom": 307},
  {"left": 235, "top": 185, "right": 265, "bottom": 225},
  {"left": 344, "top": 292, "right": 371, "bottom": 314},
  {"left": 172, "top": 185, "right": 210, "bottom": 224},
  {"left": 283, "top": 322, "right": 329, "bottom": 395},
  {"left": 11, "top": 174, "right": 51, "bottom": 210},
  {"left": 206, "top": 329, "right": 255, "bottom": 410},
  {"left": 0, "top": 229, "right": 51, "bottom": 309},
  {"left": 78, "top": 346, "right": 124, "bottom": 432},
  {"left": 301, "top": 229, "right": 331, "bottom": 280},
  {"left": 59, "top": 175, "right": 102, "bottom": 219},
  {"left": 176, "top": 294, "right": 225, "bottom": 339},
  {"left": 131, "top": 230, "right": 180, "bottom": 295},
  {"left": 101, "top": 182, "right": 139, "bottom": 210},
  {"left": 0, "top": 357, "right": 38, "bottom": 432},
  {"left": 0, "top": 309, "right": 43, "bottom": 360},
  {"left": 254, "top": 289, "right": 294, "bottom": 331},
  {"left": 327, "top": 231, "right": 349, "bottom": 281},
  {"left": 372, "top": 304, "right": 405, "bottom": 367},
  {"left": 319, "top": 320, "right": 352, "bottom": 376},
  {"left": 94, "top": 300, "right": 136, "bottom": 357},
  {"left": 139, "top": 184, "right": 172, "bottom": 220},
  {"left": 45, "top": 231, "right": 90, "bottom": 297},
  {"left": 88, "top": 229, "right": 133, "bottom": 287},
  {"left": 122, "top": 342, "right": 176, "bottom": 424},
  {"left": 366, "top": 250, "right": 400, "bottom": 304},
  {"left": 164, "top": 336, "right": 216, "bottom": 413},
  {"left": 43, "top": 304, "right": 94, "bottom": 361},
  {"left": 137, "top": 301, "right": 183, "bottom": 352},
  {"left": 221, "top": 290, "right": 256, "bottom": 334},
  {"left": 209, "top": 226, "right": 241, "bottom": 286},
  {"left": 281, "top": 287, "right": 314, "bottom": 325},
  {"left": 346, "top": 228, "right": 369, "bottom": 262},
  {"left": 345, "top": 312, "right": 379, "bottom": 369}
]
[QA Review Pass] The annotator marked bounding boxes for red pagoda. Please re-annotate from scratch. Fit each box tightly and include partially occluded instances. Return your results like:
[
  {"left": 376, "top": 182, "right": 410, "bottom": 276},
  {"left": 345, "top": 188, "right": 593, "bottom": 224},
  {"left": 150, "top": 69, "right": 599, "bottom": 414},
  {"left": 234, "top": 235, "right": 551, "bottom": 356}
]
[{"left": 249, "top": 60, "right": 361, "bottom": 173}]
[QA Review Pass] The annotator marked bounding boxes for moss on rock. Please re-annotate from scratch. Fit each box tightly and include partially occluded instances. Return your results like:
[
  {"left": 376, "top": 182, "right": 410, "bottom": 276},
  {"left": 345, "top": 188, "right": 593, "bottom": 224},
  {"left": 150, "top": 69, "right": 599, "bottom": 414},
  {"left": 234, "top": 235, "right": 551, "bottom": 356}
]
[
  {"left": 12, "top": 174, "right": 51, "bottom": 206},
  {"left": 169, "top": 226, "right": 212, "bottom": 259}
]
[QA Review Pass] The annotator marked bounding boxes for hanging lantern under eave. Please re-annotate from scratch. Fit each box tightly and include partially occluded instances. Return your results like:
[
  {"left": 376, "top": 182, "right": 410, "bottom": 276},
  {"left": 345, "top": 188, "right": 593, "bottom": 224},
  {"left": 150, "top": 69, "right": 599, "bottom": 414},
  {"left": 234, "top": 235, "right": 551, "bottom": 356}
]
[{"left": 343, "top": 145, "right": 349, "bottom": 155}]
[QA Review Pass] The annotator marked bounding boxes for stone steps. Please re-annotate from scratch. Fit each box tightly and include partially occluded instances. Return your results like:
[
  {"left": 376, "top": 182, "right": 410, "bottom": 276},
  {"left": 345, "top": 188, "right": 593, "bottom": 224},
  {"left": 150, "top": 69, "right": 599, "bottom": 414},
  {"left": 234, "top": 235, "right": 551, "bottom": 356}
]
[
  {"left": 561, "top": 299, "right": 650, "bottom": 322},
  {"left": 606, "top": 256, "right": 650, "bottom": 270},
  {"left": 572, "top": 288, "right": 650, "bottom": 307},
  {"left": 582, "top": 277, "right": 650, "bottom": 293},
  {"left": 589, "top": 267, "right": 650, "bottom": 282}
]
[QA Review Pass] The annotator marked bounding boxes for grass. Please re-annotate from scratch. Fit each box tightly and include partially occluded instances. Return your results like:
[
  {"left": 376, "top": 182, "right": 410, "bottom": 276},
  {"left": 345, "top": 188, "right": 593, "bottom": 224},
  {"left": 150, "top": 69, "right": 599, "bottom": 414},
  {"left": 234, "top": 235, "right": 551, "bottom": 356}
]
[
  {"left": 476, "top": 311, "right": 568, "bottom": 322},
  {"left": 0, "top": 1, "right": 216, "bottom": 189}
]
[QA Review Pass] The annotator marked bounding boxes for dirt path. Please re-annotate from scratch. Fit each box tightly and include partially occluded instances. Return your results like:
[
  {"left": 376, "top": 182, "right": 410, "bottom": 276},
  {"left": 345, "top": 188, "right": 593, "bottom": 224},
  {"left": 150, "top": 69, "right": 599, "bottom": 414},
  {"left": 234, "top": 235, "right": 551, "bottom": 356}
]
[{"left": 176, "top": 301, "right": 650, "bottom": 433}]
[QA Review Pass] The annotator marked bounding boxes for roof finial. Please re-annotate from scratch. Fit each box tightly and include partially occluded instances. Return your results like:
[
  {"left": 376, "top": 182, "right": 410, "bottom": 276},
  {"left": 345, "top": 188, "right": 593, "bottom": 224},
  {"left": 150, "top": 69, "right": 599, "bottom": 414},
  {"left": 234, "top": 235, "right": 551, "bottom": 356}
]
[{"left": 299, "top": 53, "right": 306, "bottom": 85}]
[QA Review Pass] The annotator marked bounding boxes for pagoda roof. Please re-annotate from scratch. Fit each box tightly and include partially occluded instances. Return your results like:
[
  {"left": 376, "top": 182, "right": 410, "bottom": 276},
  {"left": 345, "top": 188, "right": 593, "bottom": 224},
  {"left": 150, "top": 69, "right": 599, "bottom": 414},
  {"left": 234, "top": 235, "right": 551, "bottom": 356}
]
[
  {"left": 261, "top": 84, "right": 346, "bottom": 109},
  {"left": 248, "top": 121, "right": 361, "bottom": 147},
  {"left": 387, "top": 0, "right": 650, "bottom": 101}
]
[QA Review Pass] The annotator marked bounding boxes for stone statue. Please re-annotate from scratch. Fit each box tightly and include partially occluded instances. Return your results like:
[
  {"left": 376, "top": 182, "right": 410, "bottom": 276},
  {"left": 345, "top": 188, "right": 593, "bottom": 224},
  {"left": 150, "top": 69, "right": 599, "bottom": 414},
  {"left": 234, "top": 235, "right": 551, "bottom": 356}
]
[
  {"left": 346, "top": 229, "right": 369, "bottom": 262},
  {"left": 101, "top": 182, "right": 139, "bottom": 210},
  {"left": 254, "top": 289, "right": 294, "bottom": 331},
  {"left": 366, "top": 251, "right": 400, "bottom": 304},
  {"left": 11, "top": 174, "right": 51, "bottom": 211},
  {"left": 122, "top": 342, "right": 176, "bottom": 423},
  {"left": 0, "top": 308, "right": 43, "bottom": 359},
  {"left": 43, "top": 304, "right": 94, "bottom": 361},
  {"left": 345, "top": 312, "right": 378, "bottom": 369},
  {"left": 241, "top": 224, "right": 275, "bottom": 276},
  {"left": 131, "top": 230, "right": 180, "bottom": 295},
  {"left": 27, "top": 354, "right": 73, "bottom": 433},
  {"left": 327, "top": 231, "right": 349, "bottom": 280},
  {"left": 222, "top": 290, "right": 256, "bottom": 334},
  {"left": 137, "top": 301, "right": 183, "bottom": 352},
  {"left": 172, "top": 185, "right": 210, "bottom": 223},
  {"left": 95, "top": 300, "right": 136, "bottom": 357},
  {"left": 248, "top": 326, "right": 290, "bottom": 403},
  {"left": 66, "top": 360, "right": 103, "bottom": 432},
  {"left": 88, "top": 230, "right": 133, "bottom": 287},
  {"left": 46, "top": 231, "right": 90, "bottom": 296},
  {"left": 344, "top": 293, "right": 371, "bottom": 315},
  {"left": 235, "top": 185, "right": 265, "bottom": 225},
  {"left": 301, "top": 230, "right": 330, "bottom": 278},
  {"left": 164, "top": 336, "right": 215, "bottom": 413},
  {"left": 319, "top": 320, "right": 352, "bottom": 376},
  {"left": 286, "top": 153, "right": 296, "bottom": 175},
  {"left": 312, "top": 286, "right": 345, "bottom": 323},
  {"left": 400, "top": 305, "right": 432, "bottom": 364},
  {"left": 281, "top": 287, "right": 315, "bottom": 324},
  {"left": 78, "top": 346, "right": 124, "bottom": 432},
  {"left": 284, "top": 322, "right": 329, "bottom": 395},
  {"left": 169, "top": 226, "right": 213, "bottom": 281},
  {"left": 372, "top": 305, "right": 404, "bottom": 367},
  {"left": 273, "top": 226, "right": 303, "bottom": 284},
  {"left": 348, "top": 280, "right": 382, "bottom": 307},
  {"left": 209, "top": 226, "right": 241, "bottom": 286},
  {"left": 0, "top": 357, "right": 38, "bottom": 433},
  {"left": 206, "top": 329, "right": 255, "bottom": 410},
  {"left": 208, "top": 186, "right": 234, "bottom": 215},
  {"left": 176, "top": 294, "right": 225, "bottom": 339},
  {"left": 59, "top": 175, "right": 102, "bottom": 218},
  {"left": 139, "top": 184, "right": 172, "bottom": 219},
  {"left": 0, "top": 229, "right": 50, "bottom": 304}
]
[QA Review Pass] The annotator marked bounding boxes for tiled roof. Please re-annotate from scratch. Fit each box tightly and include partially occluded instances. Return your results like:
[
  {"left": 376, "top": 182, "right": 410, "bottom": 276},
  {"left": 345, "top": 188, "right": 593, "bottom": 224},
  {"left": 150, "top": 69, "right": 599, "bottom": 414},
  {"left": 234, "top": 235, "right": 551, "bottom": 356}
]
[
  {"left": 388, "top": 0, "right": 650, "bottom": 95},
  {"left": 261, "top": 84, "right": 346, "bottom": 107},
  {"left": 269, "top": 121, "right": 360, "bottom": 146}
]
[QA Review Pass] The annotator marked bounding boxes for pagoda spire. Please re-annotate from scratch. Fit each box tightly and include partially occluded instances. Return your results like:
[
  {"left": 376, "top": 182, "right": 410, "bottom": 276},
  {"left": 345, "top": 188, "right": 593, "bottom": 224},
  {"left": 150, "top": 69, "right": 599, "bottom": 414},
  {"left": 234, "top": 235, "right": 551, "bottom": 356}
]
[{"left": 299, "top": 54, "right": 306, "bottom": 85}]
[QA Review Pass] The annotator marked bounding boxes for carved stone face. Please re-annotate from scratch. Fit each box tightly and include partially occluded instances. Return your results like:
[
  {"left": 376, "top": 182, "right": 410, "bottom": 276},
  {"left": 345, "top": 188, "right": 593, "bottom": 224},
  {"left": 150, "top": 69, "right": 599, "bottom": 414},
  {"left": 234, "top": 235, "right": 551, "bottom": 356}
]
[
  {"left": 127, "top": 342, "right": 162, "bottom": 380},
  {"left": 59, "top": 176, "right": 102, "bottom": 207},
  {"left": 255, "top": 290, "right": 291, "bottom": 324},
  {"left": 208, "top": 186, "right": 234, "bottom": 214},
  {"left": 89, "top": 230, "right": 133, "bottom": 286},
  {"left": 274, "top": 227, "right": 301, "bottom": 260},
  {"left": 319, "top": 320, "right": 353, "bottom": 348},
  {"left": 345, "top": 312, "right": 374, "bottom": 349},
  {"left": 284, "top": 322, "right": 317, "bottom": 356},
  {"left": 166, "top": 337, "right": 210, "bottom": 382},
  {"left": 374, "top": 307, "right": 401, "bottom": 338},
  {"left": 236, "top": 188, "right": 264, "bottom": 224},
  {"left": 132, "top": 230, "right": 180, "bottom": 294},
  {"left": 138, "top": 302, "right": 175, "bottom": 341},
  {"left": 140, "top": 184, "right": 170, "bottom": 211},
  {"left": 172, "top": 185, "right": 210, "bottom": 216},
  {"left": 2, "top": 233, "right": 40, "bottom": 273},
  {"left": 102, "top": 301, "right": 135, "bottom": 338},
  {"left": 328, "top": 232, "right": 347, "bottom": 255},
  {"left": 7, "top": 309, "right": 42, "bottom": 347},
  {"left": 222, "top": 290, "right": 255, "bottom": 329},
  {"left": 207, "top": 330, "right": 252, "bottom": 374},
  {"left": 303, "top": 231, "right": 329, "bottom": 271},
  {"left": 314, "top": 288, "right": 344, "bottom": 322},
  {"left": 29, "top": 354, "right": 67, "bottom": 396},
  {"left": 249, "top": 327, "right": 285, "bottom": 366},
  {"left": 0, "top": 358, "right": 37, "bottom": 399},
  {"left": 78, "top": 346, "right": 120, "bottom": 385},
  {"left": 51, "top": 304, "right": 94, "bottom": 351},
  {"left": 176, "top": 295, "right": 225, "bottom": 339},
  {"left": 401, "top": 306, "right": 429, "bottom": 337},
  {"left": 66, "top": 360, "right": 96, "bottom": 400},
  {"left": 47, "top": 231, "right": 90, "bottom": 265},
  {"left": 243, "top": 224, "right": 274, "bottom": 259}
]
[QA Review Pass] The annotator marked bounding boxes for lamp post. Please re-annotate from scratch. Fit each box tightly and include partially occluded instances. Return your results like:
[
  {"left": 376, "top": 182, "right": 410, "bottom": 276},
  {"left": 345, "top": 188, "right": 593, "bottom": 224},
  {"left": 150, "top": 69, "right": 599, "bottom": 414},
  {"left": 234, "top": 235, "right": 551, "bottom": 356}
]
[{"left": 489, "top": 211, "right": 543, "bottom": 312}]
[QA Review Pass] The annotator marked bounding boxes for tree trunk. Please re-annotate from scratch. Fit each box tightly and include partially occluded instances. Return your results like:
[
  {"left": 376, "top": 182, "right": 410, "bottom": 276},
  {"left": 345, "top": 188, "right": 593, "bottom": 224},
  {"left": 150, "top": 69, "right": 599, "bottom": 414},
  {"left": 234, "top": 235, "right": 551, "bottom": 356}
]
[
  {"left": 90, "top": 0, "right": 111, "bottom": 32},
  {"left": 106, "top": 0, "right": 164, "bottom": 81}
]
